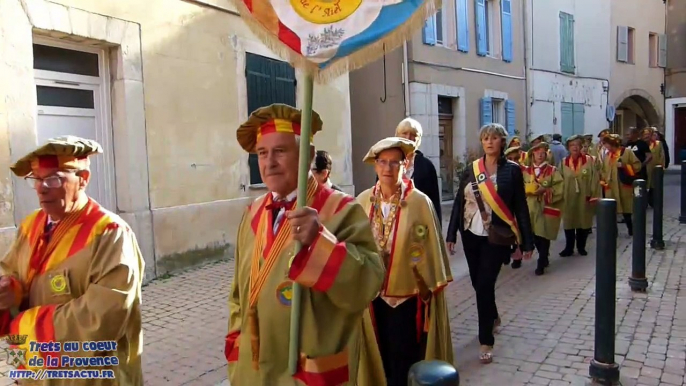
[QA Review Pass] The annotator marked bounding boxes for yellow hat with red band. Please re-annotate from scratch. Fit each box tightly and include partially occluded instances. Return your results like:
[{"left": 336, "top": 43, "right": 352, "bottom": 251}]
[
  {"left": 236, "top": 104, "right": 323, "bottom": 153},
  {"left": 10, "top": 136, "right": 103, "bottom": 177}
]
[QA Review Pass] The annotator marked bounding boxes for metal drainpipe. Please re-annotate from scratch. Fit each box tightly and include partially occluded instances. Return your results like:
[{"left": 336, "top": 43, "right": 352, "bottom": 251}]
[{"left": 523, "top": 0, "right": 532, "bottom": 137}]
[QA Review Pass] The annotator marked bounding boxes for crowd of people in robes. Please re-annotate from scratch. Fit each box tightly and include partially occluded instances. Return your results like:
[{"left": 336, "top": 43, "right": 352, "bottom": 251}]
[{"left": 0, "top": 96, "right": 668, "bottom": 386}]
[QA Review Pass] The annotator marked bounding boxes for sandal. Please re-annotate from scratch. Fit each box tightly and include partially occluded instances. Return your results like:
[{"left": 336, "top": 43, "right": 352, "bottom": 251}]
[{"left": 479, "top": 345, "right": 493, "bottom": 364}]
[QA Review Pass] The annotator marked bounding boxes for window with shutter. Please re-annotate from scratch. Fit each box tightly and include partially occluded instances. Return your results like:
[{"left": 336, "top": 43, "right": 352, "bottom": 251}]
[
  {"left": 456, "top": 0, "right": 470, "bottom": 52},
  {"left": 422, "top": 16, "right": 437, "bottom": 45},
  {"left": 505, "top": 100, "right": 515, "bottom": 136},
  {"left": 572, "top": 103, "right": 585, "bottom": 136},
  {"left": 658, "top": 33, "right": 667, "bottom": 68},
  {"left": 245, "top": 53, "right": 297, "bottom": 185},
  {"left": 561, "top": 102, "right": 585, "bottom": 139},
  {"left": 475, "top": 0, "right": 488, "bottom": 56},
  {"left": 480, "top": 97, "right": 493, "bottom": 127},
  {"left": 559, "top": 12, "right": 575, "bottom": 73},
  {"left": 560, "top": 102, "right": 575, "bottom": 139},
  {"left": 501, "top": 0, "right": 513, "bottom": 62},
  {"left": 617, "top": 26, "right": 629, "bottom": 62}
]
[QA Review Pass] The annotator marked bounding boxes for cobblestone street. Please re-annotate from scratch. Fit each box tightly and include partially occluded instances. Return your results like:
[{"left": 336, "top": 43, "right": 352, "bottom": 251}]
[{"left": 138, "top": 174, "right": 686, "bottom": 385}]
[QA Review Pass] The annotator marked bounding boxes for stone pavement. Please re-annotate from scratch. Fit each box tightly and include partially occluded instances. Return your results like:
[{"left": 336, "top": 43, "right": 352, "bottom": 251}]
[
  {"left": 2, "top": 177, "right": 686, "bottom": 386},
  {"left": 139, "top": 204, "right": 685, "bottom": 386}
]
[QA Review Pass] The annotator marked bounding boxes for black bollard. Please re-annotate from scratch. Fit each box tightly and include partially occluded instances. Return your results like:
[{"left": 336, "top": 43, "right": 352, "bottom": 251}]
[
  {"left": 589, "top": 199, "right": 620, "bottom": 385},
  {"left": 629, "top": 180, "right": 649, "bottom": 292},
  {"left": 408, "top": 360, "right": 460, "bottom": 386},
  {"left": 680, "top": 160, "right": 686, "bottom": 224},
  {"left": 650, "top": 166, "right": 665, "bottom": 250}
]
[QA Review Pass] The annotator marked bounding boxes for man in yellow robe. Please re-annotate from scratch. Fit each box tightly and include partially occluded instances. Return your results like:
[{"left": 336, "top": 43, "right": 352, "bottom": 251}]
[
  {"left": 600, "top": 134, "right": 642, "bottom": 236},
  {"left": 522, "top": 143, "right": 564, "bottom": 275},
  {"left": 0, "top": 136, "right": 144, "bottom": 385},
  {"left": 357, "top": 137, "right": 453, "bottom": 385},
  {"left": 559, "top": 135, "right": 600, "bottom": 257},
  {"left": 227, "top": 104, "right": 385, "bottom": 386},
  {"left": 642, "top": 127, "right": 665, "bottom": 207}
]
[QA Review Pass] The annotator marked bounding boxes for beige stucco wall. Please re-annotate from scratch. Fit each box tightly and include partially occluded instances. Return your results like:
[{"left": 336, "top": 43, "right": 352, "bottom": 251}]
[
  {"left": 0, "top": 0, "right": 353, "bottom": 281},
  {"left": 349, "top": 49, "right": 406, "bottom": 195},
  {"left": 666, "top": 0, "right": 686, "bottom": 98},
  {"left": 610, "top": 0, "right": 666, "bottom": 129}
]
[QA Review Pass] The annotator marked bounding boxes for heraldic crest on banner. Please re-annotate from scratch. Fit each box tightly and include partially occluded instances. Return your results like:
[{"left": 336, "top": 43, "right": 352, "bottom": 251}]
[{"left": 232, "top": 0, "right": 442, "bottom": 82}]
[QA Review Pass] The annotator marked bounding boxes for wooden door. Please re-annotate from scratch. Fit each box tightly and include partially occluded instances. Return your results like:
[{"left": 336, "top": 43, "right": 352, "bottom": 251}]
[
  {"left": 439, "top": 117, "right": 454, "bottom": 198},
  {"left": 675, "top": 107, "right": 686, "bottom": 163}
]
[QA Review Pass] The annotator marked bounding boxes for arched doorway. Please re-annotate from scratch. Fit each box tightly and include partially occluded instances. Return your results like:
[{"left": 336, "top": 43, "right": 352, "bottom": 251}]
[{"left": 611, "top": 92, "right": 661, "bottom": 138}]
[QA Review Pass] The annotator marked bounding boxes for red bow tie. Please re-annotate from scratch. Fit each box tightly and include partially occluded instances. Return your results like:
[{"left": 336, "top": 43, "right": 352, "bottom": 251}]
[{"left": 266, "top": 199, "right": 295, "bottom": 211}]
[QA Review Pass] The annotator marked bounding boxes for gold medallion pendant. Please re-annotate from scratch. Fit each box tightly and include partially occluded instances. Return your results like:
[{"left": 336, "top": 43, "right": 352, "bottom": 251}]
[{"left": 290, "top": 0, "right": 363, "bottom": 24}]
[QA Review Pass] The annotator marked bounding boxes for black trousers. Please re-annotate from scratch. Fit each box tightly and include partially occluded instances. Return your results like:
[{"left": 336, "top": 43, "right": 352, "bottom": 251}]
[
  {"left": 461, "top": 230, "right": 509, "bottom": 347},
  {"left": 623, "top": 213, "right": 633, "bottom": 234},
  {"left": 534, "top": 235, "right": 550, "bottom": 267},
  {"left": 372, "top": 296, "right": 426, "bottom": 386}
]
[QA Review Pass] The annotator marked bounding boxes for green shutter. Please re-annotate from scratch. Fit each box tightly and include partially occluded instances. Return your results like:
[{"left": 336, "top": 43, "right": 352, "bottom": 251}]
[
  {"left": 572, "top": 103, "right": 585, "bottom": 135},
  {"left": 561, "top": 102, "right": 574, "bottom": 139},
  {"left": 245, "top": 53, "right": 296, "bottom": 185},
  {"left": 560, "top": 12, "right": 575, "bottom": 73}
]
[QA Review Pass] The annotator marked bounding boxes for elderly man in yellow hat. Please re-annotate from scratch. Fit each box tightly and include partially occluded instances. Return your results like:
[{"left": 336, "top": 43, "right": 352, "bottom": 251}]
[
  {"left": 0, "top": 136, "right": 144, "bottom": 385},
  {"left": 226, "top": 104, "right": 385, "bottom": 385},
  {"left": 357, "top": 137, "right": 453, "bottom": 385}
]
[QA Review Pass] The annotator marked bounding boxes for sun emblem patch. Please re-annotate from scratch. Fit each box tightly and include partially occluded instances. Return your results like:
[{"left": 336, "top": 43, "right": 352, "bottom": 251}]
[
  {"left": 477, "top": 173, "right": 487, "bottom": 183},
  {"left": 276, "top": 281, "right": 294, "bottom": 307},
  {"left": 50, "top": 274, "right": 67, "bottom": 294},
  {"left": 409, "top": 243, "right": 424, "bottom": 265}
]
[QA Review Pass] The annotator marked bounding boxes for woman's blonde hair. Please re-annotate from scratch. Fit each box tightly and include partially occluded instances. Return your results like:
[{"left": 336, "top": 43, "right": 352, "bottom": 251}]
[{"left": 478, "top": 123, "right": 508, "bottom": 140}]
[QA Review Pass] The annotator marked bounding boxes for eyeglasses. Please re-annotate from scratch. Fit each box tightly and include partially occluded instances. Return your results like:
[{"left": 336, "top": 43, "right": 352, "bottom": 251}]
[
  {"left": 25, "top": 175, "right": 66, "bottom": 190},
  {"left": 375, "top": 159, "right": 402, "bottom": 169}
]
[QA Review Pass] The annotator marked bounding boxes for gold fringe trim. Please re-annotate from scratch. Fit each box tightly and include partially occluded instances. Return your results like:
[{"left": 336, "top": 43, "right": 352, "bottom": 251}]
[{"left": 229, "top": 0, "right": 442, "bottom": 84}]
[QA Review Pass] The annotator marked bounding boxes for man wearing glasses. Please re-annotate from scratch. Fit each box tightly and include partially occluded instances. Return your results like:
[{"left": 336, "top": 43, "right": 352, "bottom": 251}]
[{"left": 0, "top": 136, "right": 144, "bottom": 385}]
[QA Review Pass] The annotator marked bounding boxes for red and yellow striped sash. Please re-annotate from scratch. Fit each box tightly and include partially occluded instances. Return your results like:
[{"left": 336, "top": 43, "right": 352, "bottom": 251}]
[
  {"left": 248, "top": 178, "right": 318, "bottom": 307},
  {"left": 24, "top": 200, "right": 110, "bottom": 290},
  {"left": 472, "top": 159, "right": 522, "bottom": 244}
]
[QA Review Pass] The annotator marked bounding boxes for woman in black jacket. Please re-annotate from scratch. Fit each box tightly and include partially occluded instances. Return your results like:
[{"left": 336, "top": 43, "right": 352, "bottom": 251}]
[{"left": 446, "top": 123, "right": 535, "bottom": 364}]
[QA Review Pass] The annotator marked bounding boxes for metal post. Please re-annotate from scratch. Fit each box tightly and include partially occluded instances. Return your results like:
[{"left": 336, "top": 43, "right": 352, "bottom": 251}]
[
  {"left": 408, "top": 360, "right": 460, "bottom": 386},
  {"left": 629, "top": 180, "right": 648, "bottom": 292},
  {"left": 680, "top": 160, "right": 686, "bottom": 224},
  {"left": 589, "top": 199, "right": 620, "bottom": 385},
  {"left": 650, "top": 166, "right": 665, "bottom": 250}
]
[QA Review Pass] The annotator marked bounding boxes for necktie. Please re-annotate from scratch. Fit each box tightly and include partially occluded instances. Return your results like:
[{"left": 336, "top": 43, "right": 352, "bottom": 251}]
[
  {"left": 267, "top": 199, "right": 296, "bottom": 233},
  {"left": 43, "top": 222, "right": 56, "bottom": 243}
]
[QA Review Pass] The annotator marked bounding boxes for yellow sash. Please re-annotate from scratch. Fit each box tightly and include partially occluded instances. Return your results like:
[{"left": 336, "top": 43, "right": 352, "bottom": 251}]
[{"left": 472, "top": 159, "right": 521, "bottom": 244}]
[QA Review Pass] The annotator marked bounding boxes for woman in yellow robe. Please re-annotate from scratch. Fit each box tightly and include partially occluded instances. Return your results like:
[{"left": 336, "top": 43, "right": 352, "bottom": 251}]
[
  {"left": 357, "top": 137, "right": 453, "bottom": 385},
  {"left": 642, "top": 127, "right": 665, "bottom": 207},
  {"left": 522, "top": 142, "right": 564, "bottom": 275},
  {"left": 505, "top": 146, "right": 525, "bottom": 269},
  {"left": 507, "top": 137, "right": 528, "bottom": 165},
  {"left": 600, "top": 134, "right": 642, "bottom": 236},
  {"left": 560, "top": 136, "right": 600, "bottom": 257}
]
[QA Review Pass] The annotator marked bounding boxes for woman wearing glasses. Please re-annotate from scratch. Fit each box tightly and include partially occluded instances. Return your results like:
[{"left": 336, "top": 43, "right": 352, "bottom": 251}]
[{"left": 357, "top": 137, "right": 453, "bottom": 385}]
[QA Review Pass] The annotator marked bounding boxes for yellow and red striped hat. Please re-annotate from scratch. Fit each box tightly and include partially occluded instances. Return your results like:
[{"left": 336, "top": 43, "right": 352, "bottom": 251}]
[
  {"left": 236, "top": 104, "right": 323, "bottom": 153},
  {"left": 10, "top": 136, "right": 102, "bottom": 177}
]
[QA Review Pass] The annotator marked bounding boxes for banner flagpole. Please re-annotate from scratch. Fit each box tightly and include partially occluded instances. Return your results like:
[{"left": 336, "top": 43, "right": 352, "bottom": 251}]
[{"left": 288, "top": 73, "right": 314, "bottom": 374}]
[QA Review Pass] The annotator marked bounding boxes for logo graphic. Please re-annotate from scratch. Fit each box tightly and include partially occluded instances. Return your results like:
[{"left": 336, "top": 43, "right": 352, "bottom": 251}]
[
  {"left": 289, "top": 0, "right": 363, "bottom": 24},
  {"left": 0, "top": 335, "right": 28, "bottom": 377},
  {"left": 276, "top": 281, "right": 293, "bottom": 306}
]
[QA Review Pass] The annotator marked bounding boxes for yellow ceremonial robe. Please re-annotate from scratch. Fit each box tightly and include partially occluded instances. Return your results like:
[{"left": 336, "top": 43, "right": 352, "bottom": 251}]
[
  {"left": 0, "top": 199, "right": 144, "bottom": 386},
  {"left": 646, "top": 140, "right": 665, "bottom": 189},
  {"left": 561, "top": 155, "right": 600, "bottom": 230},
  {"left": 601, "top": 149, "right": 642, "bottom": 214},
  {"left": 523, "top": 164, "right": 564, "bottom": 241},
  {"left": 357, "top": 181, "right": 453, "bottom": 371},
  {"left": 226, "top": 177, "right": 385, "bottom": 386}
]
